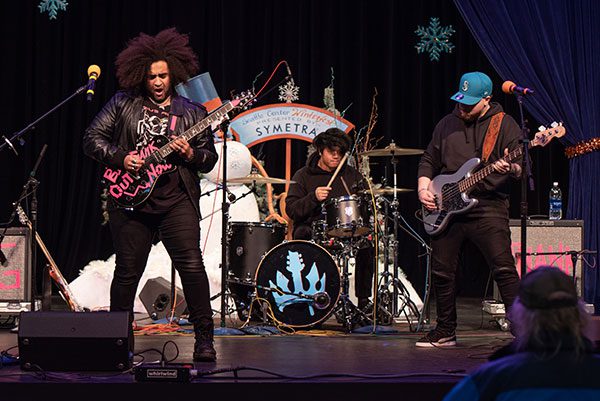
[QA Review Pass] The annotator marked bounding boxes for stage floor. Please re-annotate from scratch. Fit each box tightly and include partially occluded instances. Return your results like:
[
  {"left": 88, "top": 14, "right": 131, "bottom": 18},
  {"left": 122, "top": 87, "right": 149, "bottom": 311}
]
[{"left": 0, "top": 297, "right": 512, "bottom": 400}]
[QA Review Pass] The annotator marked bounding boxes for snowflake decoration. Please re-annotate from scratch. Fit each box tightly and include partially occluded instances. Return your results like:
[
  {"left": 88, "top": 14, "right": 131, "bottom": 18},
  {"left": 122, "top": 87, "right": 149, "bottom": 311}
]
[
  {"left": 278, "top": 79, "right": 300, "bottom": 103},
  {"left": 415, "top": 17, "right": 455, "bottom": 61},
  {"left": 38, "top": 0, "right": 68, "bottom": 20}
]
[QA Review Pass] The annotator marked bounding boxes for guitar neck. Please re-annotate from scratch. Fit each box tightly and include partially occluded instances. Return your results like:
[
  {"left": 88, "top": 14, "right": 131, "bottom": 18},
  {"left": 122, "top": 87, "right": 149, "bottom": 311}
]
[
  {"left": 153, "top": 101, "right": 234, "bottom": 160},
  {"left": 458, "top": 145, "right": 528, "bottom": 192},
  {"left": 25, "top": 221, "right": 83, "bottom": 312}
]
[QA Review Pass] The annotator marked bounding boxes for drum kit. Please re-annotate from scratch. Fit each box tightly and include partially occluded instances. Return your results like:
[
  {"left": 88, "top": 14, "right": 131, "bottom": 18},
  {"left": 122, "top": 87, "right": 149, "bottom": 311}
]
[{"left": 222, "top": 143, "right": 429, "bottom": 332}]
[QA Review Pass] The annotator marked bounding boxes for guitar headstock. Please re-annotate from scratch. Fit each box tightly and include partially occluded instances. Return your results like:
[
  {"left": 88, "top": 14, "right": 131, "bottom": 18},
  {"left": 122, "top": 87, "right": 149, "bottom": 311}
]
[
  {"left": 16, "top": 205, "right": 29, "bottom": 226},
  {"left": 531, "top": 122, "right": 565, "bottom": 147},
  {"left": 229, "top": 90, "right": 256, "bottom": 112}
]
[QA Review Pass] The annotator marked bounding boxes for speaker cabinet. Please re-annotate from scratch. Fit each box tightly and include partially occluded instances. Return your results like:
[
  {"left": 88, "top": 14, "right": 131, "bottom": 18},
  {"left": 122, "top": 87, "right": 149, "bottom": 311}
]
[
  {"left": 490, "top": 219, "right": 585, "bottom": 301},
  {"left": 0, "top": 227, "right": 31, "bottom": 302},
  {"left": 18, "top": 311, "right": 132, "bottom": 371},
  {"left": 139, "top": 277, "right": 188, "bottom": 320}
]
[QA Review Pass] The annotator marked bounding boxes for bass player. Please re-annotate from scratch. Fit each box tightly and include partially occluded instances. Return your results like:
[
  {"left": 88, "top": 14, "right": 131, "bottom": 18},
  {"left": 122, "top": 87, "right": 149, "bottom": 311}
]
[{"left": 416, "top": 71, "right": 522, "bottom": 348}]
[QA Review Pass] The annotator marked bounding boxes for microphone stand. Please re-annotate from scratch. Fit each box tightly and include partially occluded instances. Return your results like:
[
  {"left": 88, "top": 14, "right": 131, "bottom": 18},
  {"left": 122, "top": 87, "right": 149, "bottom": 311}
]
[
  {"left": 0, "top": 84, "right": 87, "bottom": 155},
  {"left": 0, "top": 145, "right": 49, "bottom": 312},
  {"left": 220, "top": 126, "right": 230, "bottom": 329},
  {"left": 516, "top": 95, "right": 534, "bottom": 278}
]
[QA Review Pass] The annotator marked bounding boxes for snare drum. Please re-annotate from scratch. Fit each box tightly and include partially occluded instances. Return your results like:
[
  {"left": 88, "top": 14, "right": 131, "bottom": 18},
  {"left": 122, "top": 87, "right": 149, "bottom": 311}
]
[
  {"left": 323, "top": 194, "right": 372, "bottom": 237},
  {"left": 227, "top": 222, "right": 286, "bottom": 318},
  {"left": 255, "top": 240, "right": 340, "bottom": 328}
]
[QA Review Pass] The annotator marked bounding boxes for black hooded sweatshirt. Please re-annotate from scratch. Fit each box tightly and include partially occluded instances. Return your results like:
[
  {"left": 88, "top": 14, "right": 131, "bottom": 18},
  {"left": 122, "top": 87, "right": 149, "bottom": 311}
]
[
  {"left": 286, "top": 152, "right": 366, "bottom": 238},
  {"left": 417, "top": 101, "right": 523, "bottom": 219}
]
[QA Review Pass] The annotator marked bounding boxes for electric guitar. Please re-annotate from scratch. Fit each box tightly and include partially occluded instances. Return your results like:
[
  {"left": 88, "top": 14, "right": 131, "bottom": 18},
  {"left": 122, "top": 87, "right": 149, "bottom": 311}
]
[
  {"left": 103, "top": 91, "right": 254, "bottom": 209},
  {"left": 421, "top": 123, "right": 566, "bottom": 236},
  {"left": 17, "top": 206, "right": 85, "bottom": 312}
]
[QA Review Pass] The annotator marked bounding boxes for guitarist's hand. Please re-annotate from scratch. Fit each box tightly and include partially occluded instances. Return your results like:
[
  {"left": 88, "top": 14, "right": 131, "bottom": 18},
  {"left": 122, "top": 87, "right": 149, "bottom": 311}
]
[
  {"left": 170, "top": 135, "right": 194, "bottom": 161},
  {"left": 492, "top": 148, "right": 512, "bottom": 174},
  {"left": 125, "top": 154, "right": 145, "bottom": 173},
  {"left": 418, "top": 188, "right": 437, "bottom": 211}
]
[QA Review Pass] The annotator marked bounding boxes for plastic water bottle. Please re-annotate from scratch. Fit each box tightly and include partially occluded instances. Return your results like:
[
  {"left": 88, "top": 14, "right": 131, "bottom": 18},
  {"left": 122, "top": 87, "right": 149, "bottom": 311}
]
[{"left": 549, "top": 182, "right": 562, "bottom": 220}]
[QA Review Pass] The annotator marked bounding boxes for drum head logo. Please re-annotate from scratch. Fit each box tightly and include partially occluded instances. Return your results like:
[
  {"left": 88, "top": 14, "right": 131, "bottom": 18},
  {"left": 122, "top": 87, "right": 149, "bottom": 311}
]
[
  {"left": 344, "top": 206, "right": 354, "bottom": 217},
  {"left": 269, "top": 250, "right": 326, "bottom": 316}
]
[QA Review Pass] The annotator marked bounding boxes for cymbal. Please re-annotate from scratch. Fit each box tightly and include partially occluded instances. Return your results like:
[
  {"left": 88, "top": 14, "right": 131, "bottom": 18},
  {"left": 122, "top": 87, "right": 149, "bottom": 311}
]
[
  {"left": 227, "top": 173, "right": 295, "bottom": 185},
  {"left": 358, "top": 143, "right": 424, "bottom": 157},
  {"left": 360, "top": 186, "right": 414, "bottom": 196}
]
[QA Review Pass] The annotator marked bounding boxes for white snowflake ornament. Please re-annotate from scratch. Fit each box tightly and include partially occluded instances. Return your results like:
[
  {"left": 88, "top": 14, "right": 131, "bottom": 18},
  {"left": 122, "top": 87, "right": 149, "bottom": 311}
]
[{"left": 278, "top": 79, "right": 300, "bottom": 103}]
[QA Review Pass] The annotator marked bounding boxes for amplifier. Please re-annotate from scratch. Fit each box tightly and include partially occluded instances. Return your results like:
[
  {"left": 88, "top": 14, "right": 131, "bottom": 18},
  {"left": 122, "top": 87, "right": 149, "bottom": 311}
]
[
  {"left": 490, "top": 219, "right": 585, "bottom": 302},
  {"left": 0, "top": 227, "right": 31, "bottom": 302},
  {"left": 509, "top": 219, "right": 584, "bottom": 295}
]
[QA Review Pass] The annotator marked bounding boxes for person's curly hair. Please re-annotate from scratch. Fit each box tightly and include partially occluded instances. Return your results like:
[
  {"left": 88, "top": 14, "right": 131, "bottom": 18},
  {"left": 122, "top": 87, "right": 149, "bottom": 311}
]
[
  {"left": 115, "top": 27, "right": 199, "bottom": 93},
  {"left": 313, "top": 128, "right": 353, "bottom": 154}
]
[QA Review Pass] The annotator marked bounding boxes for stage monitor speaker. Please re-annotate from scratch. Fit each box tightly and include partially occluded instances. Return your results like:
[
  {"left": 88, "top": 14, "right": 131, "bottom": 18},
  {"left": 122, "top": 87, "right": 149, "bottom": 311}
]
[
  {"left": 18, "top": 311, "right": 132, "bottom": 371},
  {"left": 494, "top": 219, "right": 585, "bottom": 299},
  {"left": 139, "top": 277, "right": 188, "bottom": 320},
  {"left": 0, "top": 227, "right": 31, "bottom": 302}
]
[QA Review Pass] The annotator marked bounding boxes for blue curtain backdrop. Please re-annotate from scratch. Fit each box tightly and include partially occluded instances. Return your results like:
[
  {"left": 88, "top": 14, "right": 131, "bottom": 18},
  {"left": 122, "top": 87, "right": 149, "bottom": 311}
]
[{"left": 454, "top": 0, "right": 600, "bottom": 308}]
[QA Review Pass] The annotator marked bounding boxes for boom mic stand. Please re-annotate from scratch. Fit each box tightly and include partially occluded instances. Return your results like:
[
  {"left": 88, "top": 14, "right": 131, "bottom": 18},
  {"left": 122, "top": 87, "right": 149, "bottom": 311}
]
[
  {"left": 0, "top": 145, "right": 49, "bottom": 312},
  {"left": 0, "top": 73, "right": 93, "bottom": 312},
  {"left": 516, "top": 94, "right": 534, "bottom": 278},
  {"left": 215, "top": 121, "right": 243, "bottom": 335},
  {"left": 0, "top": 84, "right": 88, "bottom": 155}
]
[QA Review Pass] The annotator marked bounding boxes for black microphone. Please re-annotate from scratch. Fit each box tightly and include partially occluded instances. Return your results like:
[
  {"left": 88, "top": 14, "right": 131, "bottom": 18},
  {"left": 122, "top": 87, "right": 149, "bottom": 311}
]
[
  {"left": 86, "top": 65, "right": 101, "bottom": 101},
  {"left": 502, "top": 80, "right": 534, "bottom": 96},
  {"left": 312, "top": 292, "right": 331, "bottom": 310},
  {"left": 285, "top": 62, "right": 294, "bottom": 82},
  {"left": 221, "top": 185, "right": 236, "bottom": 202}
]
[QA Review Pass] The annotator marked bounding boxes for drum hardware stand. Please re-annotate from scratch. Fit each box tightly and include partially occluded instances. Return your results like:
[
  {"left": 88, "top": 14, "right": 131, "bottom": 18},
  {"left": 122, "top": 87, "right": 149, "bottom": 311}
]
[
  {"left": 332, "top": 232, "right": 372, "bottom": 332},
  {"left": 377, "top": 169, "right": 432, "bottom": 330}
]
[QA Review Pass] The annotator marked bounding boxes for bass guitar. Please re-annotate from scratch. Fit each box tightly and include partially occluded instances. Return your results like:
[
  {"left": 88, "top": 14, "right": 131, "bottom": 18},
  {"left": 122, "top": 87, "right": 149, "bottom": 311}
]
[
  {"left": 103, "top": 91, "right": 254, "bottom": 208},
  {"left": 422, "top": 123, "right": 565, "bottom": 236}
]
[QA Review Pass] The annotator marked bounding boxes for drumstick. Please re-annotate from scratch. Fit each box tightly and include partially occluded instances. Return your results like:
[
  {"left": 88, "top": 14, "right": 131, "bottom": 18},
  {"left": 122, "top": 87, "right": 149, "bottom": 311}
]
[{"left": 326, "top": 152, "right": 349, "bottom": 188}]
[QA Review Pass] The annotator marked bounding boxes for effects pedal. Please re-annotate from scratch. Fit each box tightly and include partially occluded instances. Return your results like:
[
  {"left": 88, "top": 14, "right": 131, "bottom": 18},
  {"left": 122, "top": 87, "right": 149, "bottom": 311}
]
[{"left": 134, "top": 363, "right": 194, "bottom": 382}]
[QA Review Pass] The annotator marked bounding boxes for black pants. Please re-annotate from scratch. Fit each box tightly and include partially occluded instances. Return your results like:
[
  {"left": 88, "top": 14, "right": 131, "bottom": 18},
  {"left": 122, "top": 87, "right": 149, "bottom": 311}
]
[
  {"left": 430, "top": 215, "right": 520, "bottom": 333},
  {"left": 108, "top": 199, "right": 213, "bottom": 337},
  {"left": 294, "top": 224, "right": 374, "bottom": 300}
]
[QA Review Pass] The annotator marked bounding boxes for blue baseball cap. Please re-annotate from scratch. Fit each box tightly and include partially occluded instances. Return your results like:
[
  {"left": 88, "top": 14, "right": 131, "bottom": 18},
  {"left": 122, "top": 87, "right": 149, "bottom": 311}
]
[{"left": 450, "top": 72, "right": 493, "bottom": 105}]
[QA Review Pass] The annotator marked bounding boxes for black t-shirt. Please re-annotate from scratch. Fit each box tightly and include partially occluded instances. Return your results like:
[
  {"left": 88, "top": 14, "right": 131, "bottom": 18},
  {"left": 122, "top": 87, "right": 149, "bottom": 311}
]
[{"left": 136, "top": 99, "right": 187, "bottom": 213}]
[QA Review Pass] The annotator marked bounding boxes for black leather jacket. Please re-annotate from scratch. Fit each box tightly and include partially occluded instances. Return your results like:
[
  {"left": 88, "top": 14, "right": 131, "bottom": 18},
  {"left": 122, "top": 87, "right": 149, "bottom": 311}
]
[{"left": 83, "top": 91, "right": 218, "bottom": 217}]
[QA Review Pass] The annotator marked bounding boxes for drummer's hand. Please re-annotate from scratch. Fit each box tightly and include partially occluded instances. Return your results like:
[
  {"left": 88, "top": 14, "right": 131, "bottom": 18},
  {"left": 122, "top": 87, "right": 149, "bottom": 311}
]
[
  {"left": 315, "top": 186, "right": 332, "bottom": 202},
  {"left": 418, "top": 188, "right": 437, "bottom": 211}
]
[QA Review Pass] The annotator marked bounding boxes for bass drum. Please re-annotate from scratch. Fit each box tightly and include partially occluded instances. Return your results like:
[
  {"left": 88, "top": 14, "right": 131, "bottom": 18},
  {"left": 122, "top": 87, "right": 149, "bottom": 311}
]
[
  {"left": 255, "top": 240, "right": 340, "bottom": 328},
  {"left": 227, "top": 222, "right": 286, "bottom": 319}
]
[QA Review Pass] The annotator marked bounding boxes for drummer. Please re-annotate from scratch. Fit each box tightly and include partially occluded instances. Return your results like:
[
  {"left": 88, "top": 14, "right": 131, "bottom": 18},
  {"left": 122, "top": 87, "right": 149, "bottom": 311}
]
[{"left": 286, "top": 128, "right": 375, "bottom": 312}]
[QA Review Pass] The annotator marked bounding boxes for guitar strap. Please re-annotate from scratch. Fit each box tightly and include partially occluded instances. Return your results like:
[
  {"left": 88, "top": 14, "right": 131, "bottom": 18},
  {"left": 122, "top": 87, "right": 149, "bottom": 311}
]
[
  {"left": 481, "top": 112, "right": 505, "bottom": 163},
  {"left": 169, "top": 115, "right": 178, "bottom": 134}
]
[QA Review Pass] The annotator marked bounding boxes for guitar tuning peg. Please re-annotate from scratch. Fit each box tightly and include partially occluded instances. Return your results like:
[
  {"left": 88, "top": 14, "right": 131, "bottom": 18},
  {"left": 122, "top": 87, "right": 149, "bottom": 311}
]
[
  {"left": 538, "top": 125, "right": 546, "bottom": 132},
  {"left": 551, "top": 121, "right": 558, "bottom": 128}
]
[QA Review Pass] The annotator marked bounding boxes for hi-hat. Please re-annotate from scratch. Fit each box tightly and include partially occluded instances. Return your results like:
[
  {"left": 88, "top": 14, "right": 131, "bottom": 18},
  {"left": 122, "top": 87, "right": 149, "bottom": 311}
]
[
  {"left": 359, "top": 142, "right": 424, "bottom": 157},
  {"left": 227, "top": 173, "right": 295, "bottom": 185}
]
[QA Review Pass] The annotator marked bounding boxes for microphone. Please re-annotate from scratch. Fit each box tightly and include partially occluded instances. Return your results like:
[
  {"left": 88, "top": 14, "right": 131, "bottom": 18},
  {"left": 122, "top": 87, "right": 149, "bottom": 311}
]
[
  {"left": 220, "top": 185, "right": 236, "bottom": 202},
  {"left": 312, "top": 292, "right": 331, "bottom": 310},
  {"left": 285, "top": 62, "right": 294, "bottom": 82},
  {"left": 86, "top": 65, "right": 101, "bottom": 101},
  {"left": 502, "top": 81, "right": 534, "bottom": 96}
]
